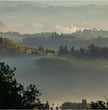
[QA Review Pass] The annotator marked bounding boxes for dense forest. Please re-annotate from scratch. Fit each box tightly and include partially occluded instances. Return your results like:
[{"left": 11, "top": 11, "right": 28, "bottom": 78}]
[{"left": 58, "top": 44, "right": 108, "bottom": 59}]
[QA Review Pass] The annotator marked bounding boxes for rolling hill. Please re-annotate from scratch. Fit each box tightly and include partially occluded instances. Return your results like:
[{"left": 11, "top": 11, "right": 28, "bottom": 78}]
[{"left": 0, "top": 37, "right": 57, "bottom": 55}]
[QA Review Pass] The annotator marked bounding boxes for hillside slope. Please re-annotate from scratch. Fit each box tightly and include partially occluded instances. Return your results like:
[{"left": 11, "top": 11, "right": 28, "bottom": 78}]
[{"left": 0, "top": 37, "right": 57, "bottom": 55}]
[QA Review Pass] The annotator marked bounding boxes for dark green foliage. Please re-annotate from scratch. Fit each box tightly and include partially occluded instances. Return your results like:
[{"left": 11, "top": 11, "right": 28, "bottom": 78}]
[
  {"left": 90, "top": 100, "right": 107, "bottom": 109},
  {"left": 58, "top": 44, "right": 108, "bottom": 59},
  {"left": 0, "top": 62, "right": 41, "bottom": 109},
  {"left": 58, "top": 46, "right": 69, "bottom": 55}
]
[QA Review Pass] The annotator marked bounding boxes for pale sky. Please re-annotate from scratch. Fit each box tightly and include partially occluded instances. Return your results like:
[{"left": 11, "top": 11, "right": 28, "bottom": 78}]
[{"left": 0, "top": 1, "right": 108, "bottom": 33}]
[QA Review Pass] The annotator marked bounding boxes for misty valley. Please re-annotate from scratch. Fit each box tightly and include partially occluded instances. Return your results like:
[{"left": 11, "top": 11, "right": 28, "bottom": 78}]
[
  {"left": 1, "top": 30, "right": 108, "bottom": 109},
  {"left": 1, "top": 1, "right": 108, "bottom": 109},
  {"left": 1, "top": 31, "right": 108, "bottom": 109},
  {"left": 1, "top": 54, "right": 108, "bottom": 108}
]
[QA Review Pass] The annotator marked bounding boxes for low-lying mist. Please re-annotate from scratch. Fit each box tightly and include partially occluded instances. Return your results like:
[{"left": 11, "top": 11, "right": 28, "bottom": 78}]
[{"left": 0, "top": 55, "right": 108, "bottom": 105}]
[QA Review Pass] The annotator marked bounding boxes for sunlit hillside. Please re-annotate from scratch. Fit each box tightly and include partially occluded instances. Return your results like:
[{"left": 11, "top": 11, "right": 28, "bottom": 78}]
[{"left": 0, "top": 37, "right": 57, "bottom": 55}]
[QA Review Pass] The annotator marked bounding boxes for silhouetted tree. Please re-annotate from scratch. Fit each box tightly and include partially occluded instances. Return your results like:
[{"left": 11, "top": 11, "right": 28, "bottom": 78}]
[
  {"left": 59, "top": 44, "right": 108, "bottom": 59},
  {"left": 70, "top": 46, "right": 75, "bottom": 56},
  {"left": 58, "top": 46, "right": 64, "bottom": 55},
  {"left": 79, "top": 48, "right": 85, "bottom": 57},
  {"left": 58, "top": 46, "right": 69, "bottom": 55},
  {"left": 0, "top": 62, "right": 41, "bottom": 109},
  {"left": 64, "top": 46, "right": 69, "bottom": 55},
  {"left": 90, "top": 100, "right": 107, "bottom": 109}
]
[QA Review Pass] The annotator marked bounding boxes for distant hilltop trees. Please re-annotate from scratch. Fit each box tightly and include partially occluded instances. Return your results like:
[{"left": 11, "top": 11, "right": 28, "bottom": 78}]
[
  {"left": 19, "top": 29, "right": 108, "bottom": 49},
  {"left": 0, "top": 37, "right": 57, "bottom": 55},
  {"left": 1, "top": 29, "right": 108, "bottom": 49},
  {"left": 0, "top": 37, "right": 3, "bottom": 44},
  {"left": 58, "top": 44, "right": 108, "bottom": 59}
]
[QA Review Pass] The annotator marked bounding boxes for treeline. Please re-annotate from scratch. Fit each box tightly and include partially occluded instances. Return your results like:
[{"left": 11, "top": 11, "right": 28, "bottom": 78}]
[
  {"left": 0, "top": 37, "right": 57, "bottom": 55},
  {"left": 58, "top": 44, "right": 108, "bottom": 58}
]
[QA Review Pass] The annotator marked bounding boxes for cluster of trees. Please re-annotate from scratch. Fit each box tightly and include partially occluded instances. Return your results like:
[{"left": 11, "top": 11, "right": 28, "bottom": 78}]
[
  {"left": 0, "top": 37, "right": 57, "bottom": 55},
  {"left": 90, "top": 100, "right": 108, "bottom": 109},
  {"left": 32, "top": 46, "right": 57, "bottom": 56},
  {"left": 58, "top": 44, "right": 108, "bottom": 58},
  {"left": 0, "top": 62, "right": 52, "bottom": 109}
]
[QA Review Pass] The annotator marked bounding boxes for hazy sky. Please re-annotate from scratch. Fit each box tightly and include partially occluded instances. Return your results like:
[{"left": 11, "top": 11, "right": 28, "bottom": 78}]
[{"left": 0, "top": 1, "right": 108, "bottom": 33}]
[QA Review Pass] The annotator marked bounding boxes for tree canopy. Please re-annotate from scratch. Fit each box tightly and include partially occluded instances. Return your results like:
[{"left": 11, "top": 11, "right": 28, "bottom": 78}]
[
  {"left": 0, "top": 62, "right": 41, "bottom": 109},
  {"left": 58, "top": 44, "right": 108, "bottom": 59},
  {"left": 90, "top": 100, "right": 107, "bottom": 109}
]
